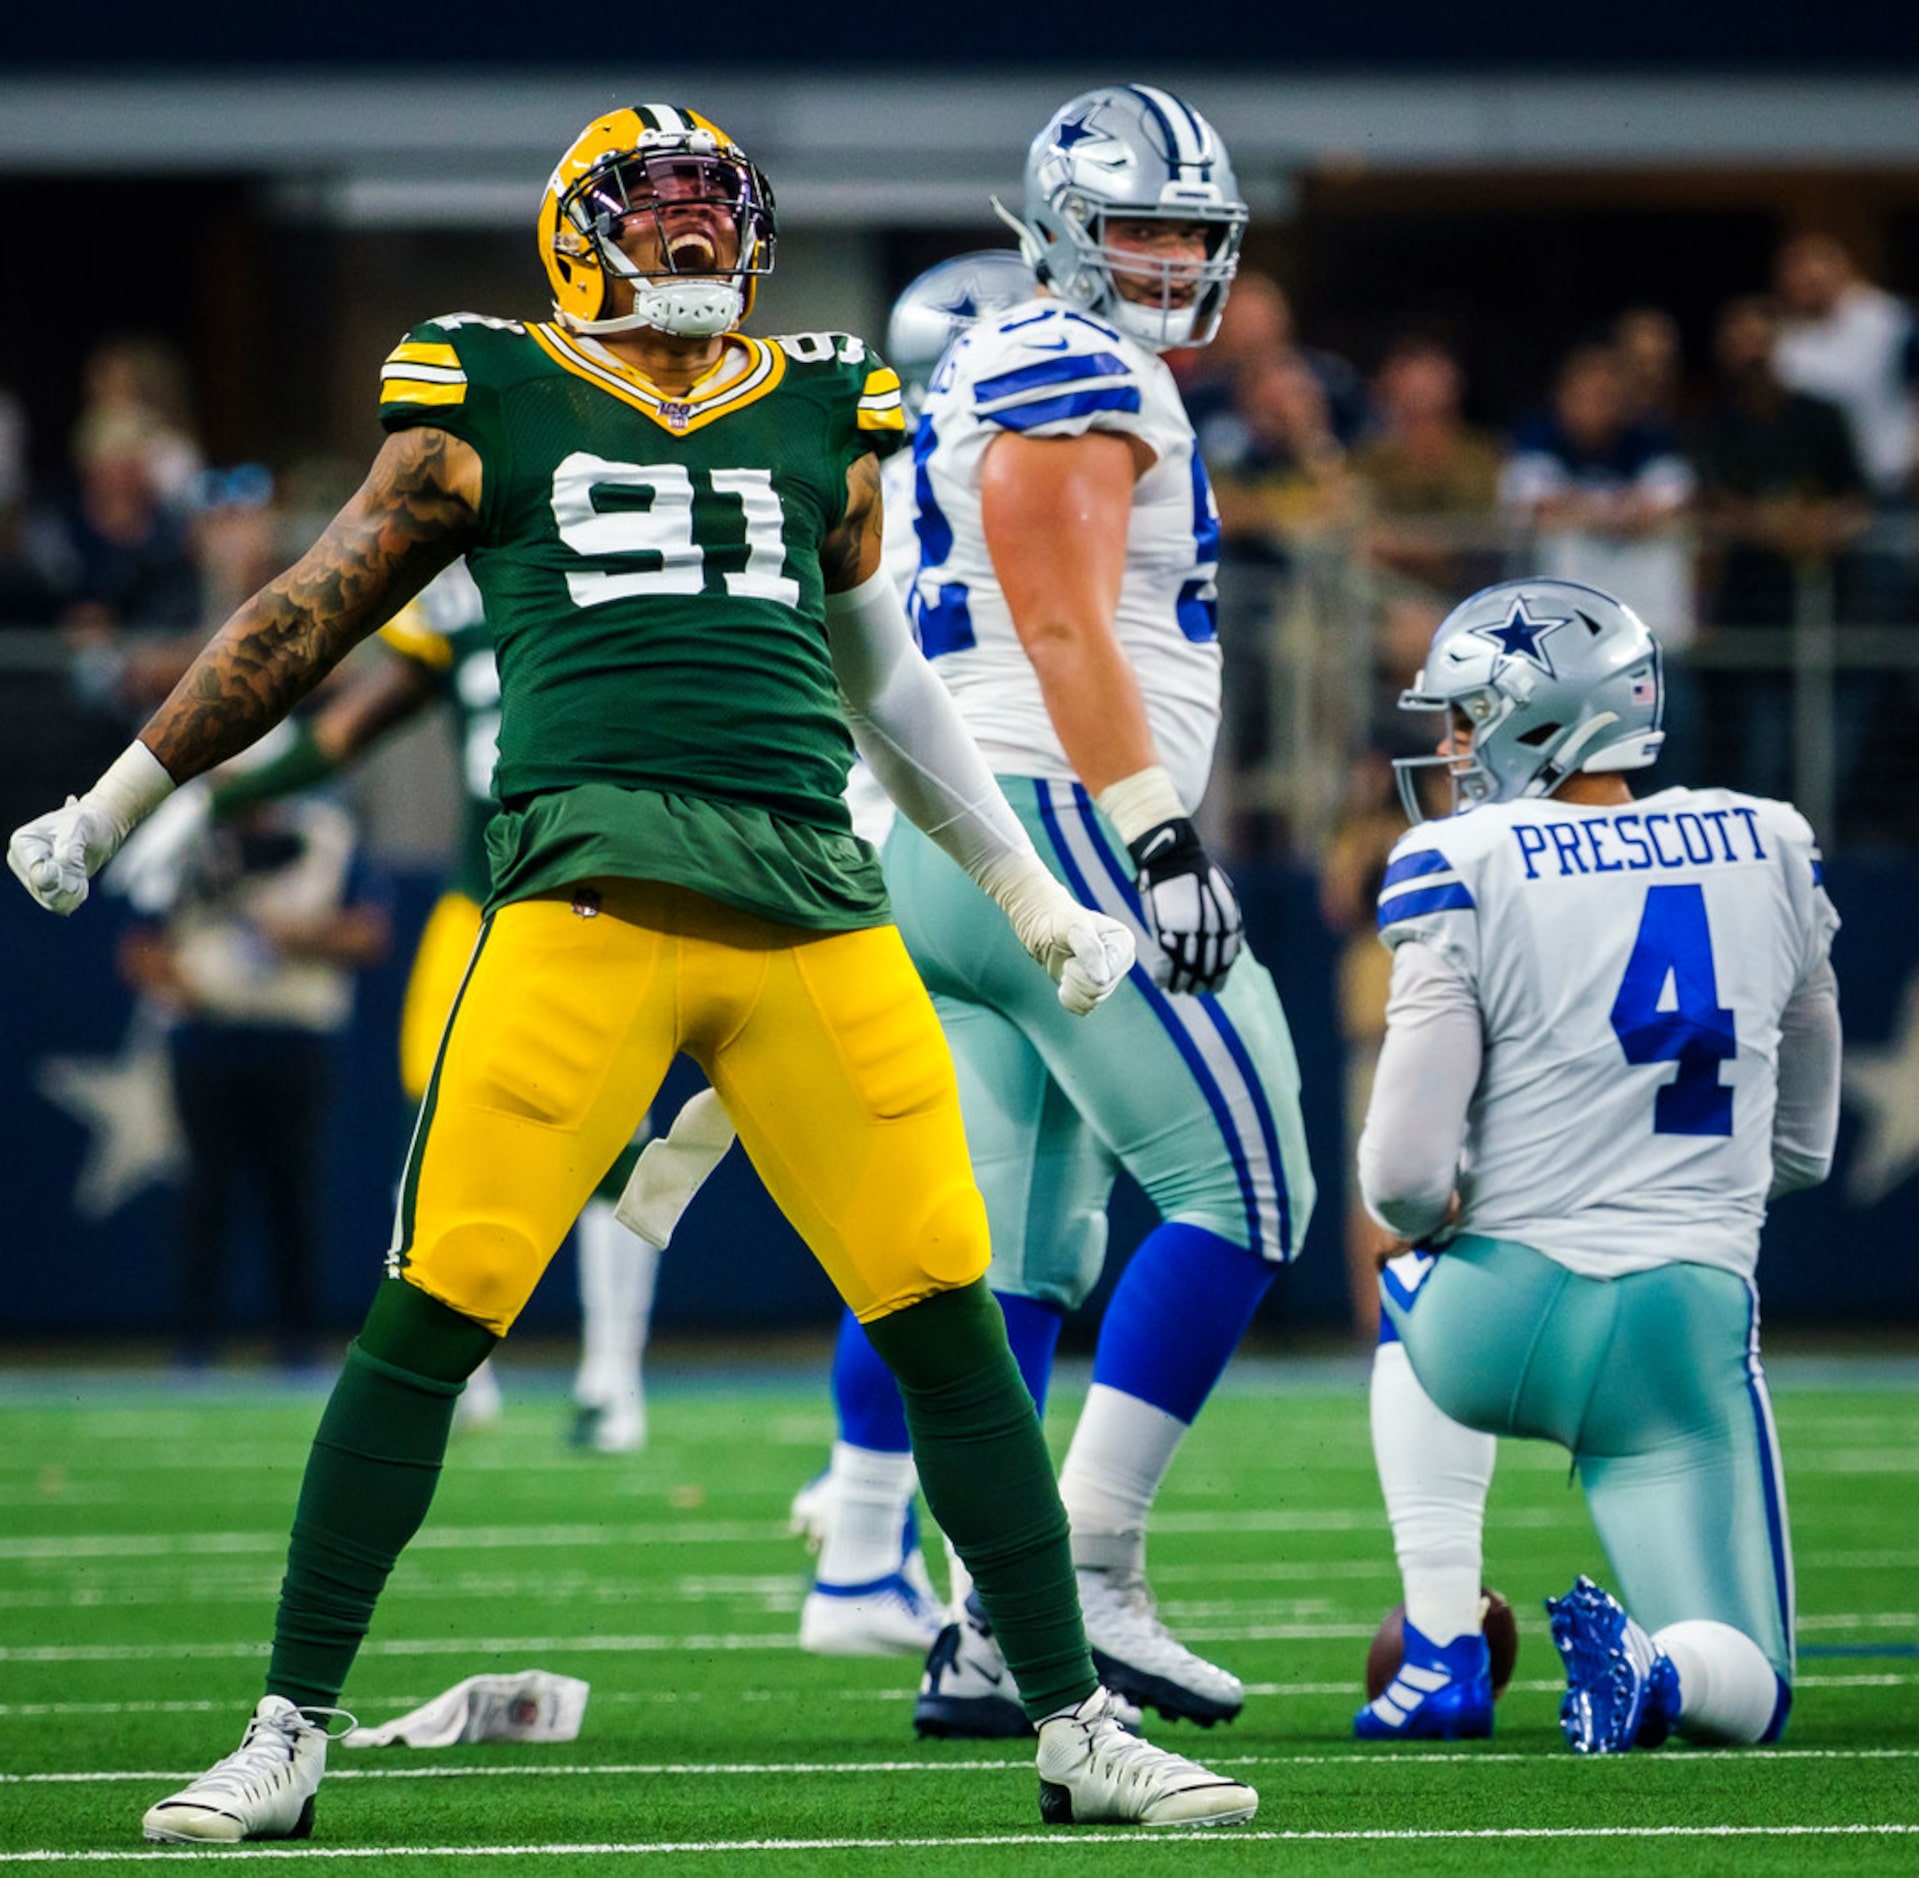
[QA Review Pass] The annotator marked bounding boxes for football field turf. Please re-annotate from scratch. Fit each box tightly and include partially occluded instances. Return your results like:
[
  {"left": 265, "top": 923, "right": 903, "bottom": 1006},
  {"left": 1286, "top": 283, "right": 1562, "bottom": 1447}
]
[{"left": 1, "top": 1350, "right": 1914, "bottom": 1873}]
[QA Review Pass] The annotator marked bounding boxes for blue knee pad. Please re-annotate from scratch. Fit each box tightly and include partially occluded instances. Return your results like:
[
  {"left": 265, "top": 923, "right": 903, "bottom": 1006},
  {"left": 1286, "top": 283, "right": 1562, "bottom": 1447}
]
[{"left": 1092, "top": 1222, "right": 1274, "bottom": 1424}]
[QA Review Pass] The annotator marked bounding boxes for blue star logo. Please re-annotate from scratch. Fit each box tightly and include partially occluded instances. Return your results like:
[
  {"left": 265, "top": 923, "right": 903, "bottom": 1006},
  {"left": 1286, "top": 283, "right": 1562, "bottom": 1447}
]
[
  {"left": 1472, "top": 596, "right": 1570, "bottom": 675},
  {"left": 1053, "top": 113, "right": 1102, "bottom": 152}
]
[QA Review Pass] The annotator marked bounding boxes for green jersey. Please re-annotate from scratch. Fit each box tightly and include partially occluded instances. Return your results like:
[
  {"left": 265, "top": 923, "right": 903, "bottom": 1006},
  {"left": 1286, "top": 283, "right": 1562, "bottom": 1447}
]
[{"left": 377, "top": 313, "right": 908, "bottom": 930}]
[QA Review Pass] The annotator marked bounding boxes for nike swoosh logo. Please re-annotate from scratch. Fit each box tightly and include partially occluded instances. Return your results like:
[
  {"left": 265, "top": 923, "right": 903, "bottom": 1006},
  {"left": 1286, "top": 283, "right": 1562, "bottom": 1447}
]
[
  {"left": 1026, "top": 338, "right": 1073, "bottom": 352},
  {"left": 1137, "top": 828, "right": 1179, "bottom": 863}
]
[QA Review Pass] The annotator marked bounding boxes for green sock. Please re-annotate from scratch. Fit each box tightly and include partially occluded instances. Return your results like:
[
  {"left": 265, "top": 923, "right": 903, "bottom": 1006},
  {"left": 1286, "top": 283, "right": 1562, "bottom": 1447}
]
[
  {"left": 266, "top": 1282, "right": 497, "bottom": 1710},
  {"left": 863, "top": 1280, "right": 1095, "bottom": 1723}
]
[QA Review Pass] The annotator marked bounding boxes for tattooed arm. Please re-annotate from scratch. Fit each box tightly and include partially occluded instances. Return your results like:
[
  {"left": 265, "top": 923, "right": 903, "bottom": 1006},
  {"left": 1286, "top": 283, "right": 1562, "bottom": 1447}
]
[
  {"left": 820, "top": 452, "right": 885, "bottom": 595},
  {"left": 8, "top": 427, "right": 480, "bottom": 915},
  {"left": 145, "top": 427, "right": 482, "bottom": 781}
]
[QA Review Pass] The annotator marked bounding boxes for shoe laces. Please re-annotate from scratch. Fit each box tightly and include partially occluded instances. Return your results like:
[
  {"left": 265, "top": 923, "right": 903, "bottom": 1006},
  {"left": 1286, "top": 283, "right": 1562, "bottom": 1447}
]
[
  {"left": 1069, "top": 1692, "right": 1201, "bottom": 1793},
  {"left": 192, "top": 1705, "right": 354, "bottom": 1804}
]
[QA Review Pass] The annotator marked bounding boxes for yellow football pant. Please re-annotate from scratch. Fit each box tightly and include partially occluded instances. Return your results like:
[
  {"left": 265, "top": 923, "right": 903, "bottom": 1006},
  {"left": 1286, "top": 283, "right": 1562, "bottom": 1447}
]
[{"left": 391, "top": 881, "right": 990, "bottom": 1335}]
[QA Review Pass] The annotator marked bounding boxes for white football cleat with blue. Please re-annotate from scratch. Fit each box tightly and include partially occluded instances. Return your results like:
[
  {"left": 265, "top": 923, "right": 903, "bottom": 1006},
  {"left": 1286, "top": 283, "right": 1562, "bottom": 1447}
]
[
  {"left": 1355, "top": 1620, "right": 1494, "bottom": 1741},
  {"left": 794, "top": 1484, "right": 944, "bottom": 1658},
  {"left": 142, "top": 1696, "right": 352, "bottom": 1843},
  {"left": 1547, "top": 1574, "right": 1677, "bottom": 1754},
  {"left": 1036, "top": 1687, "right": 1257, "bottom": 1827},
  {"left": 916, "top": 1593, "right": 1145, "bottom": 1740}
]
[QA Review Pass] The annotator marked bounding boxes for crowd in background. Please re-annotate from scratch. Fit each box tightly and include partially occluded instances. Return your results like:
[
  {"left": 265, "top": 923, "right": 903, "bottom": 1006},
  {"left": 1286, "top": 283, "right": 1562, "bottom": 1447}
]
[{"left": 1, "top": 229, "right": 1915, "bottom": 874}]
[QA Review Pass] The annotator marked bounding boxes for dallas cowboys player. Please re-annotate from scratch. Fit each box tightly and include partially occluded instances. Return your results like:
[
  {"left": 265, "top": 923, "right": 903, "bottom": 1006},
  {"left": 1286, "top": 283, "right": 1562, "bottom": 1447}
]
[
  {"left": 1355, "top": 577, "right": 1840, "bottom": 1753},
  {"left": 816, "top": 85, "right": 1317, "bottom": 1734}
]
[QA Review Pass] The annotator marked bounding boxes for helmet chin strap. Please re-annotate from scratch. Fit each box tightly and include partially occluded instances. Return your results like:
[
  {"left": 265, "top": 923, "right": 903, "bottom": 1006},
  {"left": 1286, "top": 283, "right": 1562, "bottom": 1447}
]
[
  {"left": 565, "top": 278, "right": 743, "bottom": 339},
  {"left": 1107, "top": 297, "right": 1200, "bottom": 351}
]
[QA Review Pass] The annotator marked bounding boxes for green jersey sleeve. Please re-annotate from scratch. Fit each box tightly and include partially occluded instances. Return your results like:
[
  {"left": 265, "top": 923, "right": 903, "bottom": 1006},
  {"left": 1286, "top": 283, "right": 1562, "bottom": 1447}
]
[{"left": 376, "top": 315, "right": 516, "bottom": 450}]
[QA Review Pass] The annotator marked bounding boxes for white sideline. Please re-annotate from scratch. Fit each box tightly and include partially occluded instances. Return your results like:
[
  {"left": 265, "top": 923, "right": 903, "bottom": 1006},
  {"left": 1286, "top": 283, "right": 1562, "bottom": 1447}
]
[{"left": 10, "top": 1744, "right": 1919, "bottom": 1786}]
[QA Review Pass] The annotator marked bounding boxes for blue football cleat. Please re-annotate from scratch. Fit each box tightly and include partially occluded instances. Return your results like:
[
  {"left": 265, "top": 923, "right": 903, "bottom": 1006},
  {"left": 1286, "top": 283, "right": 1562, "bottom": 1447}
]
[
  {"left": 1354, "top": 1620, "right": 1494, "bottom": 1741},
  {"left": 1546, "top": 1574, "right": 1667, "bottom": 1754}
]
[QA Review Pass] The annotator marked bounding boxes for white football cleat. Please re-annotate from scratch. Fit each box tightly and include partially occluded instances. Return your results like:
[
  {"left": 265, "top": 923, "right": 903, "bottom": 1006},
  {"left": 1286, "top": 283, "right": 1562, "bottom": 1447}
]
[
  {"left": 800, "top": 1562, "right": 945, "bottom": 1658},
  {"left": 570, "top": 1387, "right": 645, "bottom": 1455},
  {"left": 142, "top": 1696, "right": 351, "bottom": 1843},
  {"left": 915, "top": 1594, "right": 1144, "bottom": 1740},
  {"left": 1036, "top": 1687, "right": 1257, "bottom": 1827},
  {"left": 1077, "top": 1567, "right": 1244, "bottom": 1726}
]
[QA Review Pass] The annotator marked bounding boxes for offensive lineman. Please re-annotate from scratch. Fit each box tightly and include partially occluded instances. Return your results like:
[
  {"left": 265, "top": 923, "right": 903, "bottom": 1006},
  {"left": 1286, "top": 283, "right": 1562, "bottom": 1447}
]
[
  {"left": 10, "top": 105, "right": 1257, "bottom": 1836},
  {"left": 824, "top": 86, "right": 1318, "bottom": 1737},
  {"left": 1355, "top": 577, "right": 1840, "bottom": 1753}
]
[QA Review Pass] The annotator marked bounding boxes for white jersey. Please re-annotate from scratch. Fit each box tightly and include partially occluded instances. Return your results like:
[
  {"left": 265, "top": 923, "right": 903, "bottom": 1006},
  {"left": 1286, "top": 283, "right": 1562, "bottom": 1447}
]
[
  {"left": 910, "top": 295, "right": 1223, "bottom": 808},
  {"left": 1375, "top": 787, "right": 1839, "bottom": 1279}
]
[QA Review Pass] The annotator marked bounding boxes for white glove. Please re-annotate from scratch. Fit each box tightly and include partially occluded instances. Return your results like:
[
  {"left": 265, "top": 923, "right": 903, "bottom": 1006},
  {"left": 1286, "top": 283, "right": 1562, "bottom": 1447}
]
[
  {"left": 8, "top": 743, "right": 176, "bottom": 917},
  {"left": 1046, "top": 915, "right": 1137, "bottom": 1017},
  {"left": 9, "top": 797, "right": 125, "bottom": 916},
  {"left": 105, "top": 779, "right": 213, "bottom": 916},
  {"left": 978, "top": 852, "right": 1136, "bottom": 1015}
]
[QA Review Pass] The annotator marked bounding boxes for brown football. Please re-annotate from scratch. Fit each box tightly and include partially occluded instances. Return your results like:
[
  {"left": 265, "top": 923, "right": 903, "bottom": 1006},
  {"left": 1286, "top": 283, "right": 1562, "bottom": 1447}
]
[{"left": 1364, "top": 1587, "right": 1519, "bottom": 1701}]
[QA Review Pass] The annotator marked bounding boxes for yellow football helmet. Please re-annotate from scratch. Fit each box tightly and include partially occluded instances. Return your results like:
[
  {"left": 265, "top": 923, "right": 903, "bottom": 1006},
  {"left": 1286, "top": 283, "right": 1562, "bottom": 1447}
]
[{"left": 538, "top": 104, "right": 777, "bottom": 337}]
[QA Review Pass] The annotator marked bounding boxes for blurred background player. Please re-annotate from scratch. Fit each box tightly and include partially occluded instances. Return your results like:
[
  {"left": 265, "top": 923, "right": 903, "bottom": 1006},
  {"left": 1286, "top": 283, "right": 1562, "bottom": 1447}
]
[
  {"left": 783, "top": 85, "right": 1317, "bottom": 1735},
  {"left": 1355, "top": 577, "right": 1839, "bottom": 1751},
  {"left": 114, "top": 562, "right": 660, "bottom": 1451}
]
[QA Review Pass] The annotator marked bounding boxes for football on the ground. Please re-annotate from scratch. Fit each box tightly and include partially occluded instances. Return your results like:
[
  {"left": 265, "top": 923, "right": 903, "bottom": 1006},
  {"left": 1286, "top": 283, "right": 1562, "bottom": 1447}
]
[{"left": 1365, "top": 1588, "right": 1519, "bottom": 1699}]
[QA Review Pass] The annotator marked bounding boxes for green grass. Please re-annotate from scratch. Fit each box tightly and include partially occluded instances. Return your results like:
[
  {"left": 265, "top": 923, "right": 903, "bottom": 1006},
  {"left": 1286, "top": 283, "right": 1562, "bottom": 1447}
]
[{"left": 1, "top": 1350, "right": 1915, "bottom": 1873}]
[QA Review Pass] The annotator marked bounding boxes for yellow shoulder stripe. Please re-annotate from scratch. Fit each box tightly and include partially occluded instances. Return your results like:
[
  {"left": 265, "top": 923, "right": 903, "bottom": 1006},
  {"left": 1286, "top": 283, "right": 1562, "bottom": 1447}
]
[
  {"left": 381, "top": 378, "right": 467, "bottom": 408},
  {"left": 387, "top": 340, "right": 463, "bottom": 371},
  {"left": 861, "top": 366, "right": 902, "bottom": 398},
  {"left": 856, "top": 405, "right": 907, "bottom": 431}
]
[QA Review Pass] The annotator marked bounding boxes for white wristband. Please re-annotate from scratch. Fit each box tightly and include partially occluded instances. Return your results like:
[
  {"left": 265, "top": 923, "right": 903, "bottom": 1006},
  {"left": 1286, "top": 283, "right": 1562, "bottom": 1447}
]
[
  {"left": 1093, "top": 766, "right": 1187, "bottom": 847},
  {"left": 82, "top": 742, "right": 177, "bottom": 841}
]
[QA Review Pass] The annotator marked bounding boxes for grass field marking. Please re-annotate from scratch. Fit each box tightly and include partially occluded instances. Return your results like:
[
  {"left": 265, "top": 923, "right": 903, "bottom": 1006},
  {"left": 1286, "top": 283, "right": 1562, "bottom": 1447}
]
[
  {"left": 17, "top": 1746, "right": 1919, "bottom": 1786},
  {"left": 2, "top": 1824, "right": 1918, "bottom": 1863}
]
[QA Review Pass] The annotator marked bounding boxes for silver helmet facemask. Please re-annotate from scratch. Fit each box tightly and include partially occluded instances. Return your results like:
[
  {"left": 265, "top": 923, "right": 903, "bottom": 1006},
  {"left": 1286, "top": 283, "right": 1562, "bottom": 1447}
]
[
  {"left": 559, "top": 134, "right": 776, "bottom": 338},
  {"left": 886, "top": 249, "right": 1037, "bottom": 414},
  {"left": 997, "top": 84, "right": 1247, "bottom": 352},
  {"left": 1393, "top": 579, "right": 1667, "bottom": 823}
]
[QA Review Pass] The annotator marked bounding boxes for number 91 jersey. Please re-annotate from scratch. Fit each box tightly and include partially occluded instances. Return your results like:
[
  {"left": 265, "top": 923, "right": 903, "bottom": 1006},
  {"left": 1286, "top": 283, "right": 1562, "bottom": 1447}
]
[
  {"left": 910, "top": 298, "right": 1223, "bottom": 809},
  {"left": 377, "top": 314, "right": 905, "bottom": 834},
  {"left": 1375, "top": 786, "right": 1839, "bottom": 1280}
]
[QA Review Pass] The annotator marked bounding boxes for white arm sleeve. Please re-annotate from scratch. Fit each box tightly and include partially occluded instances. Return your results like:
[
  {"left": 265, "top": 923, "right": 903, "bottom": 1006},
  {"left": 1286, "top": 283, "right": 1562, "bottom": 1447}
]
[
  {"left": 1357, "top": 941, "right": 1484, "bottom": 1241},
  {"left": 823, "top": 567, "right": 1039, "bottom": 884},
  {"left": 1770, "top": 958, "right": 1842, "bottom": 1199}
]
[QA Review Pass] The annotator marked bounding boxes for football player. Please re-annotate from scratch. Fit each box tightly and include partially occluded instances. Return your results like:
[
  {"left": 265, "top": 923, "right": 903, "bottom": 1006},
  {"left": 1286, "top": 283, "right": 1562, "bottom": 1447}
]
[
  {"left": 1356, "top": 577, "right": 1839, "bottom": 1752},
  {"left": 792, "top": 87, "right": 1320, "bottom": 1737},
  {"left": 113, "top": 561, "right": 660, "bottom": 1451},
  {"left": 11, "top": 105, "right": 1256, "bottom": 1835}
]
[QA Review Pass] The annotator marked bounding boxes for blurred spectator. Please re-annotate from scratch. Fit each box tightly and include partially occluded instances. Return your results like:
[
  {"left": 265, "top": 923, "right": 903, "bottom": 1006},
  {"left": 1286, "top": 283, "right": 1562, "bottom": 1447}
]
[
  {"left": 22, "top": 409, "right": 203, "bottom": 642},
  {"left": 1181, "top": 271, "right": 1371, "bottom": 458},
  {"left": 1773, "top": 233, "right": 1918, "bottom": 506},
  {"left": 0, "top": 381, "right": 60, "bottom": 625},
  {"left": 1614, "top": 305, "right": 1686, "bottom": 430},
  {"left": 1696, "top": 293, "right": 1875, "bottom": 806},
  {"left": 1696, "top": 295, "right": 1870, "bottom": 630},
  {"left": 78, "top": 334, "right": 204, "bottom": 508},
  {"left": 1349, "top": 337, "right": 1505, "bottom": 595},
  {"left": 1501, "top": 342, "right": 1696, "bottom": 641},
  {"left": 1210, "top": 351, "right": 1362, "bottom": 549},
  {"left": 116, "top": 786, "right": 391, "bottom": 1369}
]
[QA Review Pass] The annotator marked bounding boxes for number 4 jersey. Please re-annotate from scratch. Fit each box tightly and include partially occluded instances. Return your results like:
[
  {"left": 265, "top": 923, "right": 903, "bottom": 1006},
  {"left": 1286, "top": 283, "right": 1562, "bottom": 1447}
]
[
  {"left": 1375, "top": 787, "right": 1839, "bottom": 1279},
  {"left": 377, "top": 313, "right": 906, "bottom": 928}
]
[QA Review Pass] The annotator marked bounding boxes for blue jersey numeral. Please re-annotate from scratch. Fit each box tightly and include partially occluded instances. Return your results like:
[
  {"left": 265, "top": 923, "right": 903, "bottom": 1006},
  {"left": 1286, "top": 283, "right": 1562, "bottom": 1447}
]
[{"left": 1608, "top": 883, "right": 1735, "bottom": 1136}]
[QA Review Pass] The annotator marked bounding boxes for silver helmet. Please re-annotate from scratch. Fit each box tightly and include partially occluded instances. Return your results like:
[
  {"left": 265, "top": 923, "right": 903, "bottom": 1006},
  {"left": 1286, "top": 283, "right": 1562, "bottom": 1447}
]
[
  {"left": 1000, "top": 84, "right": 1247, "bottom": 352},
  {"left": 886, "top": 249, "right": 1037, "bottom": 413},
  {"left": 1393, "top": 578, "right": 1666, "bottom": 822}
]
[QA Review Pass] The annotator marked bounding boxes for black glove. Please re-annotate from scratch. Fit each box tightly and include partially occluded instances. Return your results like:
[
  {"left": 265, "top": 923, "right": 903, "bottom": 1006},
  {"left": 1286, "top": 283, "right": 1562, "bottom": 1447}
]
[{"left": 1125, "top": 815, "right": 1243, "bottom": 995}]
